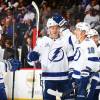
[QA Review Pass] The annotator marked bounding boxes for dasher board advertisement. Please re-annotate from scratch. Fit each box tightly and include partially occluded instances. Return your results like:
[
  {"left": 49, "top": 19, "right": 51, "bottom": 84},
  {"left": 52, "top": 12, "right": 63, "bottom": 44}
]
[{"left": 4, "top": 69, "right": 43, "bottom": 100}]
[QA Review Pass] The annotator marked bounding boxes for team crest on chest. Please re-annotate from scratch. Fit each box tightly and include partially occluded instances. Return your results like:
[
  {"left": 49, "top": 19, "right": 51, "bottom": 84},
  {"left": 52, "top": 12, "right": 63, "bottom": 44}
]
[{"left": 48, "top": 47, "right": 64, "bottom": 62}]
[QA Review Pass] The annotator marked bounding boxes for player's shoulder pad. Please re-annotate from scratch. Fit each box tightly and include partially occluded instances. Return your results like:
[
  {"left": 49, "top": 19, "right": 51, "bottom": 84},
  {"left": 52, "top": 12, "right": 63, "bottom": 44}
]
[
  {"left": 41, "top": 36, "right": 51, "bottom": 43},
  {"left": 36, "top": 36, "right": 48, "bottom": 45},
  {"left": 82, "top": 38, "right": 96, "bottom": 48}
]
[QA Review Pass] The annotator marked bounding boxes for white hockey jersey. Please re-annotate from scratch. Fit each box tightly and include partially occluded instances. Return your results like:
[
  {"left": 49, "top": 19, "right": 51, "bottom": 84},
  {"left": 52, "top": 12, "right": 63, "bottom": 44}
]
[
  {"left": 0, "top": 61, "right": 9, "bottom": 84},
  {"left": 70, "top": 38, "right": 100, "bottom": 79},
  {"left": 60, "top": 28, "right": 76, "bottom": 66},
  {"left": 34, "top": 36, "right": 74, "bottom": 80},
  {"left": 60, "top": 28, "right": 76, "bottom": 51},
  {"left": 97, "top": 45, "right": 100, "bottom": 71},
  {"left": 0, "top": 60, "right": 12, "bottom": 84},
  {"left": 0, "top": 62, "right": 6, "bottom": 84},
  {"left": 97, "top": 44, "right": 100, "bottom": 57}
]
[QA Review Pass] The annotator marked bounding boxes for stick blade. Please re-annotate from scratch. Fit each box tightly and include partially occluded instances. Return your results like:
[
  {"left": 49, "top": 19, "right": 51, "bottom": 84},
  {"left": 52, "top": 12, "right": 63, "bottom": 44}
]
[
  {"left": 32, "top": 1, "right": 37, "bottom": 7},
  {"left": 47, "top": 89, "right": 62, "bottom": 97}
]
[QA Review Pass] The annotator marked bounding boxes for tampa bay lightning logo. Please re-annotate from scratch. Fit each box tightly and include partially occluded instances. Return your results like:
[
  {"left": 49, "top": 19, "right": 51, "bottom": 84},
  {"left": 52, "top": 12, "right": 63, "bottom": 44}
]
[
  {"left": 74, "top": 47, "right": 81, "bottom": 61},
  {"left": 48, "top": 47, "right": 64, "bottom": 62}
]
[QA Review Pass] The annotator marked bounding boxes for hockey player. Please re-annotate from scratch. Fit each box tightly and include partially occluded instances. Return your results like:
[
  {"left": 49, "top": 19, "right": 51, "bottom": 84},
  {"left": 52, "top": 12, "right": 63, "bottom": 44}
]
[
  {"left": 27, "top": 17, "right": 75, "bottom": 100},
  {"left": 70, "top": 22, "right": 100, "bottom": 100},
  {"left": 52, "top": 15, "right": 76, "bottom": 80},
  {"left": 87, "top": 29, "right": 100, "bottom": 100},
  {"left": 52, "top": 15, "right": 77, "bottom": 78},
  {"left": 0, "top": 58, "right": 21, "bottom": 100}
]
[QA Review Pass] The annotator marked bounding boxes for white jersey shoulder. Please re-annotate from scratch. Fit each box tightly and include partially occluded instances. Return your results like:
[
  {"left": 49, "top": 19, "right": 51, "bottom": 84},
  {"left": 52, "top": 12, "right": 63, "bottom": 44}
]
[
  {"left": 70, "top": 38, "right": 99, "bottom": 72},
  {"left": 34, "top": 36, "right": 52, "bottom": 52},
  {"left": 0, "top": 61, "right": 10, "bottom": 83},
  {"left": 36, "top": 36, "right": 51, "bottom": 46}
]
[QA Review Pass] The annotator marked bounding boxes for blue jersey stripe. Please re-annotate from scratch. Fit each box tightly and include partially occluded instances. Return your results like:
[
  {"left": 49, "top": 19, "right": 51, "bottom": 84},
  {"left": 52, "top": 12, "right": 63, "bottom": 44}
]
[
  {"left": 68, "top": 56, "right": 74, "bottom": 61},
  {"left": 0, "top": 78, "right": 3, "bottom": 80},
  {"left": 73, "top": 70, "right": 80, "bottom": 75},
  {"left": 42, "top": 72, "right": 68, "bottom": 77},
  {"left": 69, "top": 36, "right": 74, "bottom": 50},
  {"left": 88, "top": 57, "right": 100, "bottom": 62},
  {"left": 5, "top": 63, "right": 7, "bottom": 72}
]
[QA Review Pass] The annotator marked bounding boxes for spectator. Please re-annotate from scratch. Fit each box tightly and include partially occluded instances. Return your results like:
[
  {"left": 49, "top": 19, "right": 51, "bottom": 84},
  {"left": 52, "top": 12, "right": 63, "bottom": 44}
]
[
  {"left": 40, "top": 1, "right": 51, "bottom": 28},
  {"left": 23, "top": 8, "right": 35, "bottom": 23},
  {"left": 85, "top": 0, "right": 100, "bottom": 14},
  {"left": 21, "top": 36, "right": 33, "bottom": 68},
  {"left": 84, "top": 8, "right": 100, "bottom": 26},
  {"left": 3, "top": 39, "right": 19, "bottom": 60}
]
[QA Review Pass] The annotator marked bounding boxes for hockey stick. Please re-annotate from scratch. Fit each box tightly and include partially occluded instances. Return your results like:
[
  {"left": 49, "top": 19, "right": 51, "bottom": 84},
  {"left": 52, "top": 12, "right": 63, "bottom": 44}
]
[
  {"left": 12, "top": 71, "right": 15, "bottom": 100},
  {"left": 47, "top": 87, "right": 76, "bottom": 100},
  {"left": 31, "top": 1, "right": 39, "bottom": 100},
  {"left": 47, "top": 89, "right": 62, "bottom": 100},
  {"left": 32, "top": 1, "right": 39, "bottom": 40},
  {"left": 11, "top": 2, "right": 19, "bottom": 99},
  {"left": 12, "top": 6, "right": 15, "bottom": 100}
]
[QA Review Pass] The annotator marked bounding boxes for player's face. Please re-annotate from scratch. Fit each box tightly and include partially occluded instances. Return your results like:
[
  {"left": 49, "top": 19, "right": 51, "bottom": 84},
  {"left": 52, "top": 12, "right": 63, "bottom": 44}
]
[
  {"left": 74, "top": 28, "right": 86, "bottom": 42},
  {"left": 27, "top": 38, "right": 31, "bottom": 45},
  {"left": 91, "top": 35, "right": 99, "bottom": 45},
  {"left": 49, "top": 25, "right": 59, "bottom": 35},
  {"left": 74, "top": 28, "right": 82, "bottom": 40}
]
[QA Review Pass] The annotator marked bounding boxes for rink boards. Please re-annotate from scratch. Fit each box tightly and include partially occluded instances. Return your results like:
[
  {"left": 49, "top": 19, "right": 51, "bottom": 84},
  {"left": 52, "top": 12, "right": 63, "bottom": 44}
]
[
  {"left": 4, "top": 68, "right": 43, "bottom": 100},
  {"left": 3, "top": 68, "right": 100, "bottom": 100}
]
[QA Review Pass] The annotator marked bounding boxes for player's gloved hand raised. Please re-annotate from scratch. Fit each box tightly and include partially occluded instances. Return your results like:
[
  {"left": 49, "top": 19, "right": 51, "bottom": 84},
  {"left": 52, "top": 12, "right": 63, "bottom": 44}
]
[
  {"left": 8, "top": 58, "right": 22, "bottom": 71},
  {"left": 27, "top": 51, "right": 40, "bottom": 62}
]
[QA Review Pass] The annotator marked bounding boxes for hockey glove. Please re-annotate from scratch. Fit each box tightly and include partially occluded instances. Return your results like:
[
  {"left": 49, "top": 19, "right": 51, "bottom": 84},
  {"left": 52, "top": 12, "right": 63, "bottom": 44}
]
[
  {"left": 8, "top": 58, "right": 22, "bottom": 71},
  {"left": 27, "top": 51, "right": 40, "bottom": 62}
]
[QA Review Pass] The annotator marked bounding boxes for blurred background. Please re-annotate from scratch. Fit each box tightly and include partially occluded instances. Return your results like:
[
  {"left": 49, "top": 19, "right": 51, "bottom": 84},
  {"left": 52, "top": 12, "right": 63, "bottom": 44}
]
[{"left": 0, "top": 0, "right": 100, "bottom": 68}]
